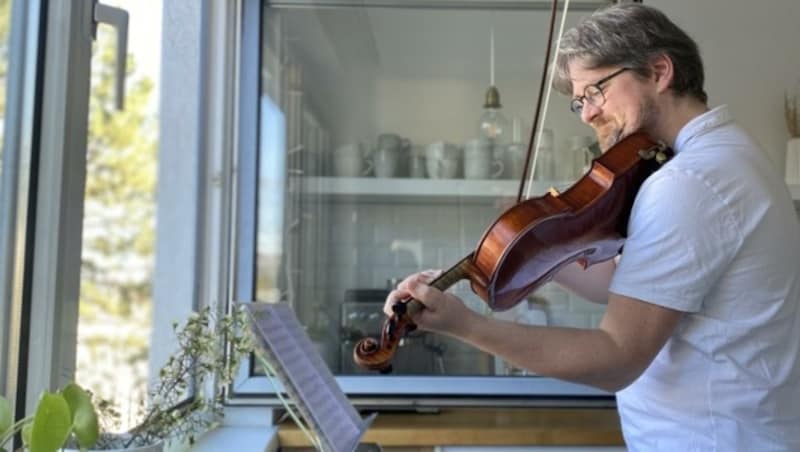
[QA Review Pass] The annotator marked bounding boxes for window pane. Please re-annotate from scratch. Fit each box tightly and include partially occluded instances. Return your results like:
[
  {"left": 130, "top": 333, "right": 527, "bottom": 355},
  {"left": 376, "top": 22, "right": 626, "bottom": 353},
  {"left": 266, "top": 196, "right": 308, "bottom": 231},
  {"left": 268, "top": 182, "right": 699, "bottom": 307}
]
[
  {"left": 256, "top": 3, "right": 601, "bottom": 379},
  {"left": 75, "top": 0, "right": 161, "bottom": 431},
  {"left": 0, "top": 0, "right": 11, "bottom": 177}
]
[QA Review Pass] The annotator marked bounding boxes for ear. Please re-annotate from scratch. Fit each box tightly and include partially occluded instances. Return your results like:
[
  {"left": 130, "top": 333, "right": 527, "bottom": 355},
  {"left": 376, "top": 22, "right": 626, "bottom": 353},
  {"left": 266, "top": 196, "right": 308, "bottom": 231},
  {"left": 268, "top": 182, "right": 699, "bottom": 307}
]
[{"left": 649, "top": 54, "right": 673, "bottom": 94}]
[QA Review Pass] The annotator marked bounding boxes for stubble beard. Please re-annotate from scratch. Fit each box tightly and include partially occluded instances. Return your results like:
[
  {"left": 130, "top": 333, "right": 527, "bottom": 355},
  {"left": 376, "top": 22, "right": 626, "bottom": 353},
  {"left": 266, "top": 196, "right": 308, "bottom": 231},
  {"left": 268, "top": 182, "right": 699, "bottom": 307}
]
[{"left": 593, "top": 95, "right": 659, "bottom": 151}]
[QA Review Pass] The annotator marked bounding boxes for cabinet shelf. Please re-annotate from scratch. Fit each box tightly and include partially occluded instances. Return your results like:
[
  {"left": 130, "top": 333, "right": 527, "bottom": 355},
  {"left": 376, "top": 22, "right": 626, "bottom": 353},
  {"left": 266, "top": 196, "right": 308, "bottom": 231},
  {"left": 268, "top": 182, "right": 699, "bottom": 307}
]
[
  {"left": 300, "top": 178, "right": 800, "bottom": 203},
  {"left": 299, "top": 176, "right": 569, "bottom": 203}
]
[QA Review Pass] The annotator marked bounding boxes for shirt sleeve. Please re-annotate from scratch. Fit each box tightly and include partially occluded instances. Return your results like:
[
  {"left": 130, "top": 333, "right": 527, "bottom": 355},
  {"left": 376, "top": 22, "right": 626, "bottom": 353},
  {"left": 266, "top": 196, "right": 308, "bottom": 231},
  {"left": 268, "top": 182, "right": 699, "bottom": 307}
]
[{"left": 609, "top": 167, "right": 742, "bottom": 312}]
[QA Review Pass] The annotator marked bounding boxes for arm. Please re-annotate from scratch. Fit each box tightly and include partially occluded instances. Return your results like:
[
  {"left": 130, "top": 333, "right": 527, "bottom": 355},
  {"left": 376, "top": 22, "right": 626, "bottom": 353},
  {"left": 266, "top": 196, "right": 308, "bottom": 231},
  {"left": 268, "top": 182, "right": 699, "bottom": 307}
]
[
  {"left": 388, "top": 273, "right": 682, "bottom": 393},
  {"left": 552, "top": 259, "right": 617, "bottom": 304}
]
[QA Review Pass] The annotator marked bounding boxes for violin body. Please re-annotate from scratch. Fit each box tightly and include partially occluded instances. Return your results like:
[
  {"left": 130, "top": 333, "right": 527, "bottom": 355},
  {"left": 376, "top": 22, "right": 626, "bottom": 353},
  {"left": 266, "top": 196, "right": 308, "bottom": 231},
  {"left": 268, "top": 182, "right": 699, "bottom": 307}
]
[
  {"left": 472, "top": 132, "right": 670, "bottom": 311},
  {"left": 353, "top": 132, "right": 671, "bottom": 371}
]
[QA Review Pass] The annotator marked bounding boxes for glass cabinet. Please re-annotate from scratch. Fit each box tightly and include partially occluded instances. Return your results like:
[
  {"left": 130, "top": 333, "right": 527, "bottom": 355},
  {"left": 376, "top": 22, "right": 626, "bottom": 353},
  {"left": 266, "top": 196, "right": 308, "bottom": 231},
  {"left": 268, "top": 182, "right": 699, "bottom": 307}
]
[{"left": 236, "top": 0, "right": 616, "bottom": 406}]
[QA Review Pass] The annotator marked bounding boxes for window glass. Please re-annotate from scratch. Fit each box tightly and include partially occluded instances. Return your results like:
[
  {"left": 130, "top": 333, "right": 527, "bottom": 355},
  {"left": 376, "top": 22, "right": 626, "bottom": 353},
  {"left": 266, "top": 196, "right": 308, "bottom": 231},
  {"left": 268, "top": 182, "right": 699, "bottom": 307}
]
[
  {"left": 0, "top": 0, "right": 11, "bottom": 178},
  {"left": 75, "top": 0, "right": 161, "bottom": 431},
  {"left": 256, "top": 2, "right": 602, "bottom": 379}
]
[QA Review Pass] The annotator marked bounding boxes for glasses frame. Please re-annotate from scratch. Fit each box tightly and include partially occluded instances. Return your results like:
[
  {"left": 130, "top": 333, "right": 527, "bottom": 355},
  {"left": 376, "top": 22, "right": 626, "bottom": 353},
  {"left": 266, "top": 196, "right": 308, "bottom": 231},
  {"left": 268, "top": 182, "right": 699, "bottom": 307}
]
[{"left": 569, "top": 67, "right": 630, "bottom": 115}]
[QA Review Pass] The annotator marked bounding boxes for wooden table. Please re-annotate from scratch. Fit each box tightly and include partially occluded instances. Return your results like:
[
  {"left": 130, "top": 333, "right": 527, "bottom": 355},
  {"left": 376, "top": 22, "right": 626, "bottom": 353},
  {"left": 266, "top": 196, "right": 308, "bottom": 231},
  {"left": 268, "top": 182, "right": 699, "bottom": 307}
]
[{"left": 277, "top": 407, "right": 624, "bottom": 449}]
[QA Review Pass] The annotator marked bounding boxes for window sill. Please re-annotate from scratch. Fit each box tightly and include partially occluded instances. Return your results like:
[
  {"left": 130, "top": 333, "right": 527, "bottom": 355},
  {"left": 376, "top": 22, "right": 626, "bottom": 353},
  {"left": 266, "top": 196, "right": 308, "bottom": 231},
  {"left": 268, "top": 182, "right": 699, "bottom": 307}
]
[{"left": 192, "top": 425, "right": 279, "bottom": 452}]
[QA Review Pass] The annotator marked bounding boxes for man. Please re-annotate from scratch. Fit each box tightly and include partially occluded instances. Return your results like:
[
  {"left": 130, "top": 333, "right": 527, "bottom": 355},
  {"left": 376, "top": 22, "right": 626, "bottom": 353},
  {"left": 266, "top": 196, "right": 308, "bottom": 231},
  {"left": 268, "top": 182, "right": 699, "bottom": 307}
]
[{"left": 384, "top": 4, "right": 800, "bottom": 450}]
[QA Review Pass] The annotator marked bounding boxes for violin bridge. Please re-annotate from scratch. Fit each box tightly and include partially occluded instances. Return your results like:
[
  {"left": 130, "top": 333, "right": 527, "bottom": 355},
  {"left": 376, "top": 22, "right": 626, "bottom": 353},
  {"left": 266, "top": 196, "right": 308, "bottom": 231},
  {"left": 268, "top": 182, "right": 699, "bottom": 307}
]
[{"left": 548, "top": 186, "right": 560, "bottom": 197}]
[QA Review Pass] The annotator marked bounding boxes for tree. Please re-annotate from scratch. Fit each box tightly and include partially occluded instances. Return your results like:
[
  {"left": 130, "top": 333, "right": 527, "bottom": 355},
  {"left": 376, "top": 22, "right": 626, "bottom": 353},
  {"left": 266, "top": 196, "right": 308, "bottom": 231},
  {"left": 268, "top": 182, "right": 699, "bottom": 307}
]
[{"left": 76, "top": 23, "right": 158, "bottom": 431}]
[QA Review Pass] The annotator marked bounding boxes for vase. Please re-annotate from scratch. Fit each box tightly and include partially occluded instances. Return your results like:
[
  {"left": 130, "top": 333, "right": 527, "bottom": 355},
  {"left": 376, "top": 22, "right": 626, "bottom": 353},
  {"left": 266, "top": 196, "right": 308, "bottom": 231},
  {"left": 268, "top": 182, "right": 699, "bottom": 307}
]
[
  {"left": 784, "top": 138, "right": 800, "bottom": 184},
  {"left": 64, "top": 444, "right": 163, "bottom": 452},
  {"left": 63, "top": 437, "right": 164, "bottom": 452}
]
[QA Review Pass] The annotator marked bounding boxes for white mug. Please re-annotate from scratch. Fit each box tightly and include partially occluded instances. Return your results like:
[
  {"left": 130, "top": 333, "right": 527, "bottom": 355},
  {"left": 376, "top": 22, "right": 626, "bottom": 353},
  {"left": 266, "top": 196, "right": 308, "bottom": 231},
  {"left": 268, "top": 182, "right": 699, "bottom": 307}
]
[
  {"left": 408, "top": 152, "right": 425, "bottom": 179},
  {"left": 373, "top": 147, "right": 402, "bottom": 178},
  {"left": 505, "top": 143, "right": 527, "bottom": 179},
  {"left": 425, "top": 141, "right": 461, "bottom": 179},
  {"left": 464, "top": 138, "right": 504, "bottom": 179},
  {"left": 333, "top": 143, "right": 372, "bottom": 177}
]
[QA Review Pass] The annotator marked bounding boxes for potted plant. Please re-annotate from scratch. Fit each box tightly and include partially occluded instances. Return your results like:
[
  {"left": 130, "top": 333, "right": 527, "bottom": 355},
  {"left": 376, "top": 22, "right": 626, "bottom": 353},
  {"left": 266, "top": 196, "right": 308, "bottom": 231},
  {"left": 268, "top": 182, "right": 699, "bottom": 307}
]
[
  {"left": 2, "top": 304, "right": 252, "bottom": 452},
  {"left": 0, "top": 382, "right": 99, "bottom": 452}
]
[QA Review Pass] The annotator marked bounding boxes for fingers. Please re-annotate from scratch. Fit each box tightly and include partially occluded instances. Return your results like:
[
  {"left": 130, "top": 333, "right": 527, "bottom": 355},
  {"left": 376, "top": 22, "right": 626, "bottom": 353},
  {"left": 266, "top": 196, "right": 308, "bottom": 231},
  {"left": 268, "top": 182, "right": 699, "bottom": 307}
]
[
  {"left": 398, "top": 269, "right": 442, "bottom": 291},
  {"left": 383, "top": 269, "right": 443, "bottom": 317},
  {"left": 383, "top": 289, "right": 407, "bottom": 317}
]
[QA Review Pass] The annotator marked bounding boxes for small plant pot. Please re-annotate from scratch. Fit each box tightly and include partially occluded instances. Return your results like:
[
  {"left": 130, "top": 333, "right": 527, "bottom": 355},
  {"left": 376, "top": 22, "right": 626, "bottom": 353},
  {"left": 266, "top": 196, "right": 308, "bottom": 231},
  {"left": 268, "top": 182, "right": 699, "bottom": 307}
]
[
  {"left": 63, "top": 434, "right": 164, "bottom": 452},
  {"left": 64, "top": 443, "right": 163, "bottom": 452}
]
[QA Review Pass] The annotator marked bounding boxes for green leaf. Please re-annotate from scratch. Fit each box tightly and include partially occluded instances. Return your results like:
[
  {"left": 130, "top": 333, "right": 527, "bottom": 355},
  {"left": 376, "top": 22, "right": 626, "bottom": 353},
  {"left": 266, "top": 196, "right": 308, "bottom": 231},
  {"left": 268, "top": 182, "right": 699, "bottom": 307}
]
[
  {"left": 21, "top": 422, "right": 32, "bottom": 445},
  {"left": 0, "top": 395, "right": 11, "bottom": 436},
  {"left": 29, "top": 392, "right": 71, "bottom": 452},
  {"left": 60, "top": 384, "right": 99, "bottom": 449}
]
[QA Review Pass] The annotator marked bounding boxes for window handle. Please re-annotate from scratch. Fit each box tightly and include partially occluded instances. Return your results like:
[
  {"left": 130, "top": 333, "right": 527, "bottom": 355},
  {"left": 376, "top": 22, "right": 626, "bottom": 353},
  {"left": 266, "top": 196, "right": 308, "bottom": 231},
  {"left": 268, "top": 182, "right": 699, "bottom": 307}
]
[{"left": 92, "top": 1, "right": 129, "bottom": 110}]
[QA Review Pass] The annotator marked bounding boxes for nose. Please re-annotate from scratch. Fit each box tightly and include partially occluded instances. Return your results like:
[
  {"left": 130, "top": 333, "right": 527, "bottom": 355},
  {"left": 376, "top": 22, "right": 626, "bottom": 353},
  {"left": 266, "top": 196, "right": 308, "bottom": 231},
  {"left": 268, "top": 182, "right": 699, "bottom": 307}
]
[{"left": 580, "top": 102, "right": 601, "bottom": 124}]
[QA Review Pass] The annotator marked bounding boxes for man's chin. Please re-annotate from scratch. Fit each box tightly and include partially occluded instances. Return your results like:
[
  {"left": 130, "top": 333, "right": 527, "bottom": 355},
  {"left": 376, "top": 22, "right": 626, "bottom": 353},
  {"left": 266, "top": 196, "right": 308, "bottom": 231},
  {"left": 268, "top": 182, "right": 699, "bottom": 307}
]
[{"left": 596, "top": 129, "right": 623, "bottom": 152}]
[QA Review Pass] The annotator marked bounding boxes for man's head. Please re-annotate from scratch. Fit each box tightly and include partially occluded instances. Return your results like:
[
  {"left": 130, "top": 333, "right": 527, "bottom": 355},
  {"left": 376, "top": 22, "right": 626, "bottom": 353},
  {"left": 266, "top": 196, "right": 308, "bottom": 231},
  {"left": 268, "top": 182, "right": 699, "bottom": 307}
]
[{"left": 553, "top": 4, "right": 707, "bottom": 149}]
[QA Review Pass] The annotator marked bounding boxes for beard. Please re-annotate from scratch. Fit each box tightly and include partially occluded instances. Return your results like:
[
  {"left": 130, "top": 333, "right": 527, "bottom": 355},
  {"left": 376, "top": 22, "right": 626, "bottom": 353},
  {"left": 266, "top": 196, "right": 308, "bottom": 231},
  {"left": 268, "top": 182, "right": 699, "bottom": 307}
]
[{"left": 592, "top": 94, "right": 659, "bottom": 152}]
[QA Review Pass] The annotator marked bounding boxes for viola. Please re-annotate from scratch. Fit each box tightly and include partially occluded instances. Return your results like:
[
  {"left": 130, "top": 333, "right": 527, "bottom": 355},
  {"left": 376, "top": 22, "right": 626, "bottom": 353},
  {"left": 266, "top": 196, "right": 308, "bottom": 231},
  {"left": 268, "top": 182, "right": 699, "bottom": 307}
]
[{"left": 353, "top": 132, "right": 672, "bottom": 372}]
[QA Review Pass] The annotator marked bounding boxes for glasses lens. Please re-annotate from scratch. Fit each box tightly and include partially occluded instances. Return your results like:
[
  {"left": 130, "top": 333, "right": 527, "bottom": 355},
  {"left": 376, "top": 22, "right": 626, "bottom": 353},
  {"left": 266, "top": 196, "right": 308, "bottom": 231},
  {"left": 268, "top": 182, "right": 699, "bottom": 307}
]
[
  {"left": 584, "top": 84, "right": 605, "bottom": 108},
  {"left": 570, "top": 98, "right": 583, "bottom": 115}
]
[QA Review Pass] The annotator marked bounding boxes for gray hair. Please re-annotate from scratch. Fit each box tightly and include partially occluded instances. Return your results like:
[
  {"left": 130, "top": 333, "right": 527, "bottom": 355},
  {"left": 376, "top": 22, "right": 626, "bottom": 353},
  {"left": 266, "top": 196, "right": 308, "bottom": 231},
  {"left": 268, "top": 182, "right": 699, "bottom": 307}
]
[{"left": 554, "top": 4, "right": 707, "bottom": 104}]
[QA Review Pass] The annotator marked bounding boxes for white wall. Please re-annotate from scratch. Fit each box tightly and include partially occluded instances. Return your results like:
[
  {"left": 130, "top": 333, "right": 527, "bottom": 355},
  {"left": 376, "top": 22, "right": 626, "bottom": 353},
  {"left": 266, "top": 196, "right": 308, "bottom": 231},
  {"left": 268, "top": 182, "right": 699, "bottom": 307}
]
[
  {"left": 651, "top": 0, "right": 800, "bottom": 170},
  {"left": 375, "top": 77, "right": 594, "bottom": 157},
  {"left": 368, "top": 0, "right": 800, "bottom": 173}
]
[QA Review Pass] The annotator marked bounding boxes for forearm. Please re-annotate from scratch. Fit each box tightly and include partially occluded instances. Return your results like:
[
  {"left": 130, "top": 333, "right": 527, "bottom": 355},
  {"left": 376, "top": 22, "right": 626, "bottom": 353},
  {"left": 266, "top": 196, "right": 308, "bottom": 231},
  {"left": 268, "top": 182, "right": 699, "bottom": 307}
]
[
  {"left": 452, "top": 312, "right": 642, "bottom": 392},
  {"left": 552, "top": 259, "right": 616, "bottom": 304}
]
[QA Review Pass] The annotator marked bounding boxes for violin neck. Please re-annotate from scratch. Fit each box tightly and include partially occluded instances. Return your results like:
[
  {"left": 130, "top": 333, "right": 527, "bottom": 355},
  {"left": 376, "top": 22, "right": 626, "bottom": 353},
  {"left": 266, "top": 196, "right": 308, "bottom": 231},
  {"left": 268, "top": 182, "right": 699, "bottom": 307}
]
[
  {"left": 402, "top": 254, "right": 475, "bottom": 319},
  {"left": 429, "top": 253, "right": 474, "bottom": 291}
]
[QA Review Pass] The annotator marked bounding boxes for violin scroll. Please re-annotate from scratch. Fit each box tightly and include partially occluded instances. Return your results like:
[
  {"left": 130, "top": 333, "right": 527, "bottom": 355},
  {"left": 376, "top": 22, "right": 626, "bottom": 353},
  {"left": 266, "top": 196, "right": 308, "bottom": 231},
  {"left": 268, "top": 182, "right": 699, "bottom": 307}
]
[
  {"left": 352, "top": 298, "right": 422, "bottom": 373},
  {"left": 352, "top": 256, "right": 481, "bottom": 373}
]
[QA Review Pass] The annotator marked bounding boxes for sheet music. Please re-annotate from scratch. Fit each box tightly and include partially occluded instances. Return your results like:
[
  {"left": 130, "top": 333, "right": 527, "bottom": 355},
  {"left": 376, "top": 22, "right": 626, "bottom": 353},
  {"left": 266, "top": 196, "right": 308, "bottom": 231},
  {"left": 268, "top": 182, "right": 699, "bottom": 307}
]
[{"left": 243, "top": 302, "right": 376, "bottom": 452}]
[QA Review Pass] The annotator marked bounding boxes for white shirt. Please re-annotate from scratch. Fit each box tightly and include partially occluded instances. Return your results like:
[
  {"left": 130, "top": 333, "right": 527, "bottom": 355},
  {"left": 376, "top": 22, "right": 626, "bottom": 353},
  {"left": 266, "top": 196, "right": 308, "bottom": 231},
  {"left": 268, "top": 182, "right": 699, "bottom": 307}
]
[{"left": 609, "top": 105, "right": 800, "bottom": 451}]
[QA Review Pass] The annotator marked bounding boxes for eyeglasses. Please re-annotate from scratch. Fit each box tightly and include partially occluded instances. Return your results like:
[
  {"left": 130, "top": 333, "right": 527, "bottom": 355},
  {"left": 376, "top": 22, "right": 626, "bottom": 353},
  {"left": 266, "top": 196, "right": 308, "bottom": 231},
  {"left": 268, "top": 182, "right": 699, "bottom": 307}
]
[{"left": 569, "top": 67, "right": 630, "bottom": 115}]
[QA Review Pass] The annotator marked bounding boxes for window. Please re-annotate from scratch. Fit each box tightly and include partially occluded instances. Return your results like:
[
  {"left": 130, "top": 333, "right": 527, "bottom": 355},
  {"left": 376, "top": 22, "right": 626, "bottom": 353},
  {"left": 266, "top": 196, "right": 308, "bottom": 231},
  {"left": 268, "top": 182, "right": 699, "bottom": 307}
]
[
  {"left": 0, "top": 0, "right": 41, "bottom": 407},
  {"left": 75, "top": 0, "right": 161, "bottom": 431},
  {"left": 5, "top": 0, "right": 232, "bottom": 424},
  {"left": 232, "top": 0, "right": 611, "bottom": 405}
]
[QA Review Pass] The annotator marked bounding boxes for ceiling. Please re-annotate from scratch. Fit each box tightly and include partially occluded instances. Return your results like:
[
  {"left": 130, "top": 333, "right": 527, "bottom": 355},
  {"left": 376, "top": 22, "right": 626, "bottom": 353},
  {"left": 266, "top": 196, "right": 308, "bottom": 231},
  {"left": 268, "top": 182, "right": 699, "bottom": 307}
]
[{"left": 278, "top": 2, "right": 607, "bottom": 82}]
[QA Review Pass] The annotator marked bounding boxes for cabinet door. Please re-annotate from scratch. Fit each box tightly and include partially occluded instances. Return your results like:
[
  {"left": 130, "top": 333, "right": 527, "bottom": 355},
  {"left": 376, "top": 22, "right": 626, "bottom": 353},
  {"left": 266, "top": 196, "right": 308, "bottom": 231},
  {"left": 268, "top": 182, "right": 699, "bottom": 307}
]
[{"left": 234, "top": 0, "right": 613, "bottom": 403}]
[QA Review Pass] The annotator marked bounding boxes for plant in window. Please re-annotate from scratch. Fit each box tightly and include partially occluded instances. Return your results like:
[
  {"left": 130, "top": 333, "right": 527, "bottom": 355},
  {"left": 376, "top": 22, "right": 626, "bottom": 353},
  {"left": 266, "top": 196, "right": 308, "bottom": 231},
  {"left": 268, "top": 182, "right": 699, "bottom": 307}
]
[
  {"left": 0, "top": 306, "right": 252, "bottom": 452},
  {"left": 0, "top": 382, "right": 99, "bottom": 452},
  {"left": 72, "top": 305, "right": 253, "bottom": 451}
]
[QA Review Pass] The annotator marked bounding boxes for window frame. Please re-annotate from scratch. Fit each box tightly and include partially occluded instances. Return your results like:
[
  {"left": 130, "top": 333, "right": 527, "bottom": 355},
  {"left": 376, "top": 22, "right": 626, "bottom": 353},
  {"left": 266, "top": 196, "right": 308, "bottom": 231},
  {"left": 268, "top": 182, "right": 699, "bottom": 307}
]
[
  {"left": 2, "top": 0, "right": 244, "bottom": 419},
  {"left": 0, "top": 0, "right": 45, "bottom": 416},
  {"left": 22, "top": 0, "right": 95, "bottom": 413},
  {"left": 228, "top": 0, "right": 615, "bottom": 408}
]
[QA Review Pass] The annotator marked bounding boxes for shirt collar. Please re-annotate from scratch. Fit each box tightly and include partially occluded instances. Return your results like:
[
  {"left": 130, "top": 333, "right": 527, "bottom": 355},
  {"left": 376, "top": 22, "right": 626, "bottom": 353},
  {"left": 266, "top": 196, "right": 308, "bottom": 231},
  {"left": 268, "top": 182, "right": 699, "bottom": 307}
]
[{"left": 673, "top": 105, "right": 732, "bottom": 154}]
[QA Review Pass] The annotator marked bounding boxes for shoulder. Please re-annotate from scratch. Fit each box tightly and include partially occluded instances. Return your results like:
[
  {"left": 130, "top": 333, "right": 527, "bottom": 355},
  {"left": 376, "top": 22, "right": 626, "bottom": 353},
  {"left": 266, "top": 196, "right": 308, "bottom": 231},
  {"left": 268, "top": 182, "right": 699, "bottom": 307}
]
[{"left": 631, "top": 165, "right": 741, "bottom": 241}]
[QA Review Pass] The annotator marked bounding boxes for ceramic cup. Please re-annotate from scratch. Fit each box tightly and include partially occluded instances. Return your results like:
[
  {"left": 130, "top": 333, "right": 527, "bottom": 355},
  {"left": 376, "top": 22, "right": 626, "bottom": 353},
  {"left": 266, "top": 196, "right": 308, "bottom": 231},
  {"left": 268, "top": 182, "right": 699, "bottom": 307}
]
[
  {"left": 373, "top": 146, "right": 402, "bottom": 178},
  {"left": 425, "top": 141, "right": 461, "bottom": 179},
  {"left": 409, "top": 145, "right": 427, "bottom": 178},
  {"left": 333, "top": 143, "right": 371, "bottom": 177},
  {"left": 464, "top": 138, "right": 504, "bottom": 179},
  {"left": 377, "top": 133, "right": 409, "bottom": 151},
  {"left": 504, "top": 143, "right": 527, "bottom": 179}
]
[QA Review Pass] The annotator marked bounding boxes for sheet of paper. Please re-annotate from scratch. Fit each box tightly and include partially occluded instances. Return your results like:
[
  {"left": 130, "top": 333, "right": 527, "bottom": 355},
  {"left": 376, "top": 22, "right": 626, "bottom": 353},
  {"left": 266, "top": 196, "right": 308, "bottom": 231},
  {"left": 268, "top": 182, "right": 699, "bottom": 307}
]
[{"left": 244, "top": 302, "right": 376, "bottom": 452}]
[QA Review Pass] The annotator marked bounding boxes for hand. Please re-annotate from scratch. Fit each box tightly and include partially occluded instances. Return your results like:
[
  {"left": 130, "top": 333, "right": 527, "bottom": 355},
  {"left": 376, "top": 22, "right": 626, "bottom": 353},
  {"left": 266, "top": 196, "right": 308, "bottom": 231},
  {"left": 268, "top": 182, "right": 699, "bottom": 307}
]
[{"left": 383, "top": 269, "right": 475, "bottom": 338}]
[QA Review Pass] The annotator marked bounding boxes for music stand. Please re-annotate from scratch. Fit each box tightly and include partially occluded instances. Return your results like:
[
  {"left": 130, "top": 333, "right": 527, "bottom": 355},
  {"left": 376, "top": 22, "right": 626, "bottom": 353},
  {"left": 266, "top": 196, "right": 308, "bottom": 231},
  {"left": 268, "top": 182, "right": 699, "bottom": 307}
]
[{"left": 242, "top": 302, "right": 377, "bottom": 452}]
